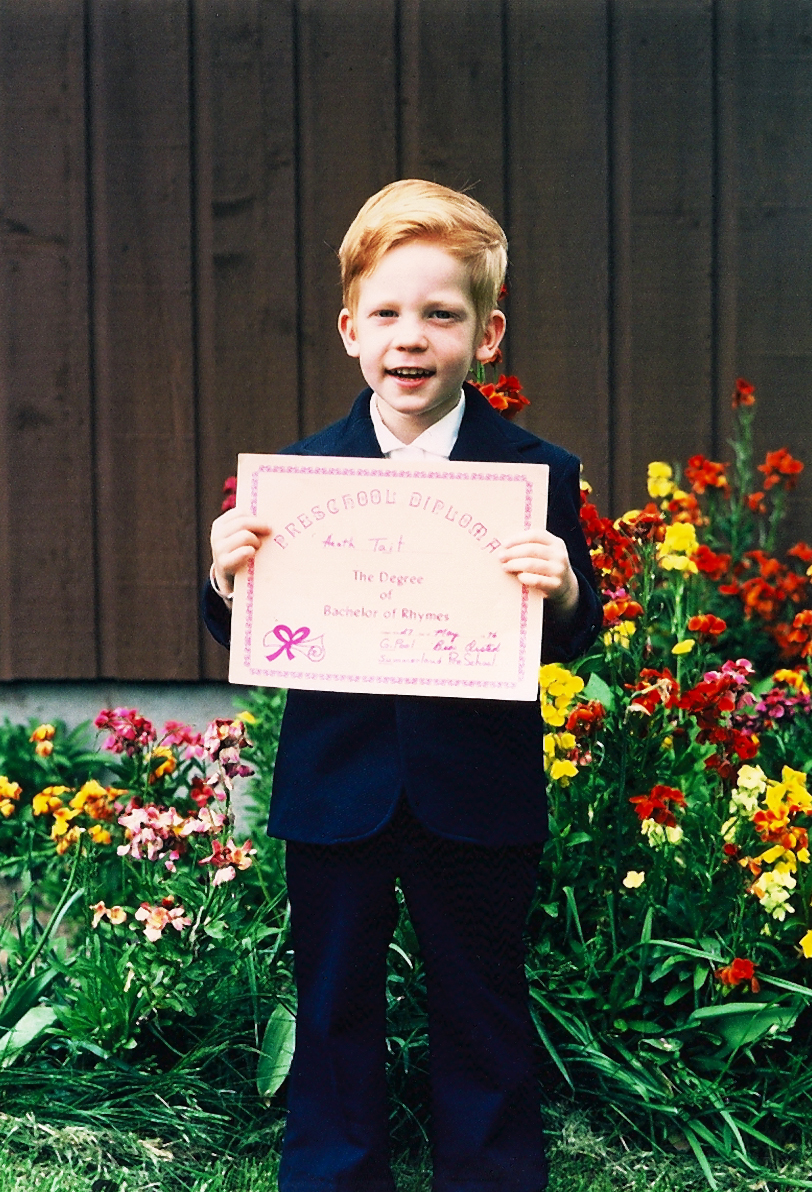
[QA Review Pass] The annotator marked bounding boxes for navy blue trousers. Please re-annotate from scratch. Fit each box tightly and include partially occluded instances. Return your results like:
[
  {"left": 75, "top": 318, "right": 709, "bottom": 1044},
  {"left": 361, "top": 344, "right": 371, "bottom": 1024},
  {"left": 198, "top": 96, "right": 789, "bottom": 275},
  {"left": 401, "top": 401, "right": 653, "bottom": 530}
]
[{"left": 279, "top": 798, "right": 546, "bottom": 1192}]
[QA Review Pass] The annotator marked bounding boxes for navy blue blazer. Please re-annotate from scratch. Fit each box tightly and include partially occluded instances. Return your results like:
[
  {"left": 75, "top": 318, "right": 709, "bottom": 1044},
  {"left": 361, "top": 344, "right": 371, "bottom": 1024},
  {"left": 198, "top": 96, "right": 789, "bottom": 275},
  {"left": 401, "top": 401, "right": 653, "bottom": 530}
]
[{"left": 203, "top": 384, "right": 602, "bottom": 847}]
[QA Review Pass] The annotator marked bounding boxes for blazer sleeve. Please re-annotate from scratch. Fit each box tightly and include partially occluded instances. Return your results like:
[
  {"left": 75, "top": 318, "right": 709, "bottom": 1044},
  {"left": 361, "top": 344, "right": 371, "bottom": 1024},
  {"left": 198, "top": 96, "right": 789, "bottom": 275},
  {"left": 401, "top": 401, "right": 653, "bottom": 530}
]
[
  {"left": 541, "top": 455, "right": 603, "bottom": 664},
  {"left": 202, "top": 579, "right": 232, "bottom": 648}
]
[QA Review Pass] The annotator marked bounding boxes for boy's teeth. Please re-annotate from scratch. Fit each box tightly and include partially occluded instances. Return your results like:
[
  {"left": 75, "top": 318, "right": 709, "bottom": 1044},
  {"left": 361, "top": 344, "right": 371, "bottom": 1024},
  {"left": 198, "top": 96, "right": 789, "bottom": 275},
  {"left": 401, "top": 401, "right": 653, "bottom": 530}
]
[{"left": 390, "top": 368, "right": 432, "bottom": 377}]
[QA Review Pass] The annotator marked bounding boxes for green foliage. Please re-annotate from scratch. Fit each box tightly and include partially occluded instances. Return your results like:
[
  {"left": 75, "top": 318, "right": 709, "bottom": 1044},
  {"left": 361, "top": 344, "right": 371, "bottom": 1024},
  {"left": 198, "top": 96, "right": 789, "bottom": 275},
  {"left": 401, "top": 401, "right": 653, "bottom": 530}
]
[
  {"left": 0, "top": 385, "right": 810, "bottom": 1189},
  {"left": 525, "top": 389, "right": 812, "bottom": 1181}
]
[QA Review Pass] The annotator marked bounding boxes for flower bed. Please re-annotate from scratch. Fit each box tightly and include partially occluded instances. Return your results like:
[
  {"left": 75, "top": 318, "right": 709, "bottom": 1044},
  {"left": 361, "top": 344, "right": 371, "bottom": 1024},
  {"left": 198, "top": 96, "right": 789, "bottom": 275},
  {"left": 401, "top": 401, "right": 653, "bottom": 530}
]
[
  {"left": 528, "top": 380, "right": 812, "bottom": 1179},
  {"left": 0, "top": 379, "right": 810, "bottom": 1184}
]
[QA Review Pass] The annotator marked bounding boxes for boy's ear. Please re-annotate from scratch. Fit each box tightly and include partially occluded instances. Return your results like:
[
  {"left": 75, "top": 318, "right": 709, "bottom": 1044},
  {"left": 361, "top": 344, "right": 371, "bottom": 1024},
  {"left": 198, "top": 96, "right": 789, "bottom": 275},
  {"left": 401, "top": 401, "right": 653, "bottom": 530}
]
[
  {"left": 338, "top": 308, "right": 360, "bottom": 358},
  {"left": 473, "top": 309, "right": 507, "bottom": 363}
]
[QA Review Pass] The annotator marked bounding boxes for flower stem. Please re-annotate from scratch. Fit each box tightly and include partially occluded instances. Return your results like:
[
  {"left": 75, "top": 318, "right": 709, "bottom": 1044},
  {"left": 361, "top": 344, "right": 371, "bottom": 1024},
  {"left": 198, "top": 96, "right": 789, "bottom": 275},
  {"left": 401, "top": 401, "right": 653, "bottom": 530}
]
[{"left": 3, "top": 841, "right": 84, "bottom": 1006}]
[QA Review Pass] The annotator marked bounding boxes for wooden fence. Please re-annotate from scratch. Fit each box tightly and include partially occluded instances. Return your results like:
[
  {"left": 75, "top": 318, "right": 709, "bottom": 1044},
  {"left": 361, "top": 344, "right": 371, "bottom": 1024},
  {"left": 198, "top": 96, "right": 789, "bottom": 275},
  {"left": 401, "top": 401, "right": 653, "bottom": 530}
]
[{"left": 1, "top": 0, "right": 810, "bottom": 680}]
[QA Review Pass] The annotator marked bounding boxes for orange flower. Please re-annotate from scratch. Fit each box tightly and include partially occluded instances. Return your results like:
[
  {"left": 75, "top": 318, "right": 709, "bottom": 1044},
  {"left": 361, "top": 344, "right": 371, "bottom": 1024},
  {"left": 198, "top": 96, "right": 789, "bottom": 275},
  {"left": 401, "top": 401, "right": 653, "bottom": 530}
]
[
  {"left": 731, "top": 378, "right": 756, "bottom": 408},
  {"left": 684, "top": 455, "right": 730, "bottom": 496},
  {"left": 629, "top": 784, "right": 686, "bottom": 829},
  {"left": 30, "top": 723, "right": 56, "bottom": 757},
  {"left": 746, "top": 491, "right": 766, "bottom": 514},
  {"left": 0, "top": 777, "right": 22, "bottom": 818},
  {"left": 566, "top": 700, "right": 605, "bottom": 736},
  {"left": 693, "top": 544, "right": 731, "bottom": 580},
  {"left": 148, "top": 746, "right": 177, "bottom": 785},
  {"left": 758, "top": 447, "right": 804, "bottom": 491},
  {"left": 91, "top": 901, "right": 127, "bottom": 928},
  {"left": 602, "top": 596, "right": 643, "bottom": 627},
  {"left": 55, "top": 826, "right": 83, "bottom": 855},
  {"left": 665, "top": 490, "right": 706, "bottom": 525},
  {"left": 788, "top": 541, "right": 812, "bottom": 564},
  {"left": 688, "top": 613, "right": 727, "bottom": 637},
  {"left": 715, "top": 957, "right": 760, "bottom": 992},
  {"left": 786, "top": 609, "right": 812, "bottom": 657},
  {"left": 472, "top": 374, "right": 530, "bottom": 420}
]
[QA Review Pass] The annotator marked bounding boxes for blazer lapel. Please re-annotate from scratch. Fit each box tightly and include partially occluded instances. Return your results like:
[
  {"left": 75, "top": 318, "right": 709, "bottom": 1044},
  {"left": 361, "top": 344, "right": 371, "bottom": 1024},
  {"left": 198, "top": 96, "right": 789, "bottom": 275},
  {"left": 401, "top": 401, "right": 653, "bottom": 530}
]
[
  {"left": 296, "top": 388, "right": 383, "bottom": 458},
  {"left": 450, "top": 384, "right": 529, "bottom": 463},
  {"left": 332, "top": 389, "right": 383, "bottom": 458}
]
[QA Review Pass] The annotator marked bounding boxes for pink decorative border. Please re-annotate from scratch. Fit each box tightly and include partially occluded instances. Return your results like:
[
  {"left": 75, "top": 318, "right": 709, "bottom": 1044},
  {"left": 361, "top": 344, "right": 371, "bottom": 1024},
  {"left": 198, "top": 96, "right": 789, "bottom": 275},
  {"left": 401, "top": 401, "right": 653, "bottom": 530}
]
[{"left": 242, "top": 461, "right": 541, "bottom": 691}]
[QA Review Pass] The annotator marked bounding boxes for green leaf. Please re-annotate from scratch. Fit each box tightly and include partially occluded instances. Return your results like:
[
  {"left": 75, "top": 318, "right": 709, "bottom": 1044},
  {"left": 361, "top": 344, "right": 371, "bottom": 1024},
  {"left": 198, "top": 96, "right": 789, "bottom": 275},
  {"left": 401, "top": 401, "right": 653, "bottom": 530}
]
[
  {"left": 758, "top": 973, "right": 812, "bottom": 1002},
  {"left": 203, "top": 919, "right": 230, "bottom": 940},
  {"left": 0, "top": 966, "right": 58, "bottom": 1031},
  {"left": 685, "top": 1001, "right": 802, "bottom": 1054},
  {"left": 663, "top": 981, "right": 692, "bottom": 1007},
  {"left": 0, "top": 1005, "right": 57, "bottom": 1067},
  {"left": 257, "top": 1003, "right": 296, "bottom": 1101},
  {"left": 564, "top": 831, "right": 592, "bottom": 848},
  {"left": 530, "top": 1005, "right": 573, "bottom": 1090},
  {"left": 682, "top": 1124, "right": 719, "bottom": 1189},
  {"left": 581, "top": 672, "right": 615, "bottom": 711}
]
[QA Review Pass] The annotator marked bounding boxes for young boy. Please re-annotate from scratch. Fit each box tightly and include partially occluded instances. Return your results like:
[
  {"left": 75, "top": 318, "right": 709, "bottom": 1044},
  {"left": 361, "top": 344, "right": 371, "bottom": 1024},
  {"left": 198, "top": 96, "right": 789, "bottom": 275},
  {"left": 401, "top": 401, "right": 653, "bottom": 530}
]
[{"left": 203, "top": 180, "right": 602, "bottom": 1192}]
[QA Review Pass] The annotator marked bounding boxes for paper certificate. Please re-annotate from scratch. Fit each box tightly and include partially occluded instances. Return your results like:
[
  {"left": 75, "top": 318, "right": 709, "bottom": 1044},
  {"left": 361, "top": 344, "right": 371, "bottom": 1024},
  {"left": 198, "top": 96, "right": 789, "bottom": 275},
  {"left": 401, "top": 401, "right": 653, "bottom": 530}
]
[{"left": 229, "top": 455, "right": 549, "bottom": 700}]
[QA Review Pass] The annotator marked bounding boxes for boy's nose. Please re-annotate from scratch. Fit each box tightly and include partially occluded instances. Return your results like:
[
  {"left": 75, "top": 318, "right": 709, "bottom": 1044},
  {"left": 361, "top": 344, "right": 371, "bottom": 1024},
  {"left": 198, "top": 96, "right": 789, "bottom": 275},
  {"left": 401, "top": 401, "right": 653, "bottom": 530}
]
[{"left": 392, "top": 322, "right": 428, "bottom": 351}]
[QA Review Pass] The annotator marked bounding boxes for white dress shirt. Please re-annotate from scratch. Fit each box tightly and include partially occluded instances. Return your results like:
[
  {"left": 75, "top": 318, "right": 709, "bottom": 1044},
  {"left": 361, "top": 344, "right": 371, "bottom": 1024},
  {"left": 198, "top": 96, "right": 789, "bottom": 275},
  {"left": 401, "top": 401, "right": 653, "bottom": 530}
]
[{"left": 369, "top": 392, "right": 465, "bottom": 461}]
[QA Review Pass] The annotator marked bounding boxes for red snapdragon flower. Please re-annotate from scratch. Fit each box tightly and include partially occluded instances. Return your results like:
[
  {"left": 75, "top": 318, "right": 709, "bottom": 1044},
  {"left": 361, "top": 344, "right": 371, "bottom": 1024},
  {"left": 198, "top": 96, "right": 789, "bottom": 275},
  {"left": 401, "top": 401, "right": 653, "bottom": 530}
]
[
  {"left": 472, "top": 374, "right": 530, "bottom": 420},
  {"left": 221, "top": 476, "right": 237, "bottom": 512},
  {"left": 785, "top": 609, "right": 812, "bottom": 658},
  {"left": 731, "top": 378, "right": 756, "bottom": 408},
  {"left": 758, "top": 448, "right": 804, "bottom": 491},
  {"left": 693, "top": 543, "right": 732, "bottom": 581},
  {"left": 715, "top": 957, "right": 760, "bottom": 992},
  {"left": 629, "top": 784, "right": 686, "bottom": 829},
  {"left": 602, "top": 594, "right": 643, "bottom": 627},
  {"left": 565, "top": 700, "right": 605, "bottom": 737},
  {"left": 627, "top": 668, "right": 680, "bottom": 716},
  {"left": 665, "top": 490, "right": 706, "bottom": 525},
  {"left": 788, "top": 541, "right": 812, "bottom": 564},
  {"left": 687, "top": 613, "right": 727, "bottom": 638},
  {"left": 684, "top": 455, "right": 731, "bottom": 497}
]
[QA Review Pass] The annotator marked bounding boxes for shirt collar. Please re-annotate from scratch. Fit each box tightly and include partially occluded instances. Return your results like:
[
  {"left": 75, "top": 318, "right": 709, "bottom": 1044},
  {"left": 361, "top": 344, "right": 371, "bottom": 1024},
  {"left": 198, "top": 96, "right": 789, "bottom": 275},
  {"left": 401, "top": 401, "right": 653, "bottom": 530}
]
[{"left": 369, "top": 391, "right": 466, "bottom": 459}]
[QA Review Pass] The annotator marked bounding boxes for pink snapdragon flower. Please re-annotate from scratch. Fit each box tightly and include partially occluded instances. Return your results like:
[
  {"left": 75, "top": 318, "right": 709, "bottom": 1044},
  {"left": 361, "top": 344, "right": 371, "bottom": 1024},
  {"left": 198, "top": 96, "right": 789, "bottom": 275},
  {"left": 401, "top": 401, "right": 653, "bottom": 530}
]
[
  {"left": 95, "top": 707, "right": 156, "bottom": 756},
  {"left": 135, "top": 897, "right": 192, "bottom": 942},
  {"left": 199, "top": 837, "right": 257, "bottom": 885},
  {"left": 203, "top": 717, "right": 254, "bottom": 796},
  {"left": 163, "top": 720, "right": 206, "bottom": 760}
]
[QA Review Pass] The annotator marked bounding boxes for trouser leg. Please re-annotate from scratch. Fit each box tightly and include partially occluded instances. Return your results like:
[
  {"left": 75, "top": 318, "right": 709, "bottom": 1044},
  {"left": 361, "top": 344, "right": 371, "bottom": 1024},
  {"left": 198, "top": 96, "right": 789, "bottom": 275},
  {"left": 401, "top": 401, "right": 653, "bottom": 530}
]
[
  {"left": 280, "top": 828, "right": 400, "bottom": 1192},
  {"left": 398, "top": 808, "right": 546, "bottom": 1192}
]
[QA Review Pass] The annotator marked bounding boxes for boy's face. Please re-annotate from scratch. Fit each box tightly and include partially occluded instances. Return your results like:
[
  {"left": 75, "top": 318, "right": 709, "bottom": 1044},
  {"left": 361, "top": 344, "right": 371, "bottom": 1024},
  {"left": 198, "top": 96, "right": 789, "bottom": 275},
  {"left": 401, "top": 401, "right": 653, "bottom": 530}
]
[{"left": 338, "top": 239, "right": 505, "bottom": 443}]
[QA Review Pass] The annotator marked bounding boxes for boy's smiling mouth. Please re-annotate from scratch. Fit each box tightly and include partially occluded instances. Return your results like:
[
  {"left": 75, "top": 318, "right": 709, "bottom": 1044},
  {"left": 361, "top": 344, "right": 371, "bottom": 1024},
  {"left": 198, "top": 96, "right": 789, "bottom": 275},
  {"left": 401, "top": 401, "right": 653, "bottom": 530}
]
[{"left": 386, "top": 367, "right": 435, "bottom": 378}]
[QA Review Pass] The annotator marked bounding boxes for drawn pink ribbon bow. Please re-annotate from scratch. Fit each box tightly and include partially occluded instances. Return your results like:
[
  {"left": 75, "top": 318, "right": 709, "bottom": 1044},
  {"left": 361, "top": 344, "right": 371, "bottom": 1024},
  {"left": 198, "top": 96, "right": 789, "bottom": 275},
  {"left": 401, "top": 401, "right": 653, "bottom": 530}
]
[{"left": 266, "top": 624, "right": 311, "bottom": 661}]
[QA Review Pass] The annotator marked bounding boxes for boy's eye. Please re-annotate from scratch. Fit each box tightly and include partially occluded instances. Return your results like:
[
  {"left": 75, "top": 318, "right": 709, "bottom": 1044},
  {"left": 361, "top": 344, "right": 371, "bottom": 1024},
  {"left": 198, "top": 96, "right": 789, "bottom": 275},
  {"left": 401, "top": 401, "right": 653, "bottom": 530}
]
[
  {"left": 374, "top": 309, "right": 398, "bottom": 319},
  {"left": 429, "top": 309, "right": 458, "bottom": 321}
]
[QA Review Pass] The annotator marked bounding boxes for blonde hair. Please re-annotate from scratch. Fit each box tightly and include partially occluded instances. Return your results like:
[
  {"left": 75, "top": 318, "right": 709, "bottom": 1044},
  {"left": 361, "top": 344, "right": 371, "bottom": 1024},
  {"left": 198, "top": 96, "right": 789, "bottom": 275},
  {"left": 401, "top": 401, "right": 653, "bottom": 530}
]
[{"left": 339, "top": 179, "right": 507, "bottom": 335}]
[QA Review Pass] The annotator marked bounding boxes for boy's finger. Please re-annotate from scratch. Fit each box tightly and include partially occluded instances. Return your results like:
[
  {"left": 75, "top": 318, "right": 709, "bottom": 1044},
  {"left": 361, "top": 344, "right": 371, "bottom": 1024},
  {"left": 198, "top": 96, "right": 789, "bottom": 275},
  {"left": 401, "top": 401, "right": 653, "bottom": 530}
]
[{"left": 501, "top": 528, "right": 555, "bottom": 550}]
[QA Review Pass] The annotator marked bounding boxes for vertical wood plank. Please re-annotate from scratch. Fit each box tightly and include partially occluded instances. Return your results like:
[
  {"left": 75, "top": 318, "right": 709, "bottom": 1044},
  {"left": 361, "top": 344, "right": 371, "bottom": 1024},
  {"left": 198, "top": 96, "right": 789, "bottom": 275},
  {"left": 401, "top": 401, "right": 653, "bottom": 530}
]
[
  {"left": 507, "top": 0, "right": 611, "bottom": 508},
  {"left": 0, "top": 0, "right": 96, "bottom": 678},
  {"left": 194, "top": 0, "right": 299, "bottom": 680},
  {"left": 398, "top": 0, "right": 505, "bottom": 222},
  {"left": 298, "top": 0, "right": 398, "bottom": 434},
  {"left": 611, "top": 0, "right": 715, "bottom": 517},
  {"left": 724, "top": 0, "right": 812, "bottom": 546},
  {"left": 89, "top": 0, "right": 199, "bottom": 679}
]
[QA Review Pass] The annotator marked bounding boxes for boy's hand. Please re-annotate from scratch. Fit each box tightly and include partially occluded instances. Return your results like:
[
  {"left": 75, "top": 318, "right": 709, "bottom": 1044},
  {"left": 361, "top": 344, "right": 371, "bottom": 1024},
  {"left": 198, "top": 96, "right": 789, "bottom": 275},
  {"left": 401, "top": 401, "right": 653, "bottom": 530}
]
[
  {"left": 499, "top": 529, "right": 579, "bottom": 620},
  {"left": 210, "top": 509, "right": 271, "bottom": 599}
]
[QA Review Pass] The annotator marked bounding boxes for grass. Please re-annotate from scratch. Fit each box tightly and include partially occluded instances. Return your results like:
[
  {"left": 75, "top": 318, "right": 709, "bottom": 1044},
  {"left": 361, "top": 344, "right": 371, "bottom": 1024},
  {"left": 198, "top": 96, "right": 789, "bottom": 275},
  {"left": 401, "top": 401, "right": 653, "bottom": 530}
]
[{"left": 0, "top": 1107, "right": 810, "bottom": 1192}]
